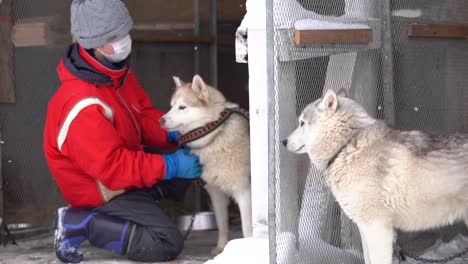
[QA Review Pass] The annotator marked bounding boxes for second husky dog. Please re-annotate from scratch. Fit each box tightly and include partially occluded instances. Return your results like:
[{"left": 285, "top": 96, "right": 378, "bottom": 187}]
[
  {"left": 160, "top": 75, "right": 252, "bottom": 255},
  {"left": 283, "top": 89, "right": 468, "bottom": 264}
]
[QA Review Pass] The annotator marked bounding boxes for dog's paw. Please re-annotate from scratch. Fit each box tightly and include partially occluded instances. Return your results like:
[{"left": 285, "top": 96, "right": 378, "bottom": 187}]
[{"left": 210, "top": 247, "right": 224, "bottom": 256}]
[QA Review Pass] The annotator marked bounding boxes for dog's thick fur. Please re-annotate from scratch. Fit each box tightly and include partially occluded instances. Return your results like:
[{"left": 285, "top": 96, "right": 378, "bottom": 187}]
[
  {"left": 283, "top": 89, "right": 468, "bottom": 264},
  {"left": 161, "top": 75, "right": 252, "bottom": 255}
]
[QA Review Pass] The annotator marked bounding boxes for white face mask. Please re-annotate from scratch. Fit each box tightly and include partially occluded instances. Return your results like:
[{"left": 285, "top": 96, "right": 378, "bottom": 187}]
[{"left": 98, "top": 34, "right": 132, "bottom": 63}]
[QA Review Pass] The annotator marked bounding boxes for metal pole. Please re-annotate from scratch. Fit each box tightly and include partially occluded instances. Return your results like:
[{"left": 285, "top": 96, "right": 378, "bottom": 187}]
[
  {"left": 266, "top": 0, "right": 277, "bottom": 262},
  {"left": 209, "top": 0, "right": 218, "bottom": 87},
  {"left": 193, "top": 0, "right": 202, "bottom": 213},
  {"left": 193, "top": 0, "right": 200, "bottom": 75},
  {"left": 381, "top": 0, "right": 396, "bottom": 126},
  {"left": 0, "top": 130, "right": 3, "bottom": 221}
]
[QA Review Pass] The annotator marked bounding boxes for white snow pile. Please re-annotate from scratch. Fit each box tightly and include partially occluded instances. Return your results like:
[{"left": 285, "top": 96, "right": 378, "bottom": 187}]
[
  {"left": 294, "top": 19, "right": 370, "bottom": 31},
  {"left": 204, "top": 237, "right": 269, "bottom": 264}
]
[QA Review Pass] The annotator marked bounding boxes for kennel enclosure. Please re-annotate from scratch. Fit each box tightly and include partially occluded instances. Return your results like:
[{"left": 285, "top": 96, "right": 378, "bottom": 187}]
[{"left": 222, "top": 0, "right": 468, "bottom": 263}]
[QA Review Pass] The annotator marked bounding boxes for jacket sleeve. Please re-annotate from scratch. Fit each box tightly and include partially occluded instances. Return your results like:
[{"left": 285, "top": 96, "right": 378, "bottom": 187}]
[
  {"left": 127, "top": 71, "right": 178, "bottom": 149},
  {"left": 60, "top": 104, "right": 166, "bottom": 190}
]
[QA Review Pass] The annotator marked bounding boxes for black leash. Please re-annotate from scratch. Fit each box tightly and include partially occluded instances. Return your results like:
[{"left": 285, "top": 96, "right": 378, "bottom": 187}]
[
  {"left": 183, "top": 211, "right": 197, "bottom": 240},
  {"left": 183, "top": 179, "right": 206, "bottom": 240}
]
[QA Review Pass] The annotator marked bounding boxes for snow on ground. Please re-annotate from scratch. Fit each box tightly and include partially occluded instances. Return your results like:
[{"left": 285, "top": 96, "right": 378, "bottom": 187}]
[
  {"left": 0, "top": 228, "right": 467, "bottom": 264},
  {"left": 0, "top": 226, "right": 243, "bottom": 264},
  {"left": 204, "top": 237, "right": 269, "bottom": 264},
  {"left": 294, "top": 19, "right": 370, "bottom": 31}
]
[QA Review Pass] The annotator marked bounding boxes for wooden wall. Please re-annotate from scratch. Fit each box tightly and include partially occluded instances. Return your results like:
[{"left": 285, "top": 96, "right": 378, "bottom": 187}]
[{"left": 126, "top": 0, "right": 246, "bottom": 23}]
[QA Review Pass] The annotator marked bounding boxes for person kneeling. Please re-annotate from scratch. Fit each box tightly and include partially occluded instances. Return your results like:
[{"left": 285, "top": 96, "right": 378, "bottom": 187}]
[{"left": 43, "top": 0, "right": 201, "bottom": 262}]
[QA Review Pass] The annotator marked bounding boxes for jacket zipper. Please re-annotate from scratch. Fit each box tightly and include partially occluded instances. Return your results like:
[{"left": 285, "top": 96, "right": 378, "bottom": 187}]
[{"left": 117, "top": 88, "right": 142, "bottom": 143}]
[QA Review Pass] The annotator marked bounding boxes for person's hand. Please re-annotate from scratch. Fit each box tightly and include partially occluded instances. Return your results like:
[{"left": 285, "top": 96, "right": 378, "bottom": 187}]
[
  {"left": 162, "top": 148, "right": 202, "bottom": 180},
  {"left": 167, "top": 131, "right": 179, "bottom": 144}
]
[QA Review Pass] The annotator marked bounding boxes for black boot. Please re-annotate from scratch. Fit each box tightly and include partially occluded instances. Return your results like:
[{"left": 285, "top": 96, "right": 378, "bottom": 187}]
[{"left": 54, "top": 206, "right": 135, "bottom": 263}]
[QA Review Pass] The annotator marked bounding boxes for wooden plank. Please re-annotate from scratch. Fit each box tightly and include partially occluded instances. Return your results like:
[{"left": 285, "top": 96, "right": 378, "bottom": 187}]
[
  {"left": 11, "top": 16, "right": 218, "bottom": 47},
  {"left": 217, "top": 0, "right": 245, "bottom": 23},
  {"left": 127, "top": 0, "right": 198, "bottom": 23},
  {"left": 294, "top": 28, "right": 372, "bottom": 45},
  {"left": 12, "top": 16, "right": 71, "bottom": 48},
  {"left": 409, "top": 23, "right": 468, "bottom": 38},
  {"left": 132, "top": 23, "right": 194, "bottom": 31},
  {"left": 0, "top": 0, "right": 15, "bottom": 103},
  {"left": 126, "top": 0, "right": 245, "bottom": 23},
  {"left": 0, "top": 14, "right": 11, "bottom": 23},
  {"left": 132, "top": 32, "right": 214, "bottom": 43}
]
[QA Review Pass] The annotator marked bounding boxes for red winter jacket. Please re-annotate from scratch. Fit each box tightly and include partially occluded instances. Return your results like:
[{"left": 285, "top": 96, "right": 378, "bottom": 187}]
[{"left": 44, "top": 44, "right": 175, "bottom": 207}]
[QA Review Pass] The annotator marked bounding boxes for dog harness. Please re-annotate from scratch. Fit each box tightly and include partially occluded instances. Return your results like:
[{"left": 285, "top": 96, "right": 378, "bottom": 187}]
[
  {"left": 178, "top": 107, "right": 249, "bottom": 235},
  {"left": 178, "top": 107, "right": 249, "bottom": 146}
]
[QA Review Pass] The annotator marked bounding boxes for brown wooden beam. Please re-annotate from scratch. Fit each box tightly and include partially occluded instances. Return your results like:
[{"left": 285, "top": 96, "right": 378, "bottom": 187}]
[
  {"left": 126, "top": 0, "right": 245, "bottom": 24},
  {"left": 132, "top": 23, "right": 194, "bottom": 31},
  {"left": 11, "top": 16, "right": 71, "bottom": 48},
  {"left": 11, "top": 17, "right": 225, "bottom": 47},
  {"left": 132, "top": 32, "right": 214, "bottom": 43},
  {"left": 132, "top": 32, "right": 236, "bottom": 46},
  {"left": 295, "top": 28, "right": 372, "bottom": 45},
  {"left": 0, "top": 0, "right": 15, "bottom": 103},
  {"left": 409, "top": 23, "right": 468, "bottom": 39},
  {"left": 0, "top": 14, "right": 11, "bottom": 23}
]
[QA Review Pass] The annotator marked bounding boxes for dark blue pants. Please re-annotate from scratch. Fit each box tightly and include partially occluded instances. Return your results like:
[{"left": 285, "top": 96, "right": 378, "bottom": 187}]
[{"left": 94, "top": 189, "right": 184, "bottom": 262}]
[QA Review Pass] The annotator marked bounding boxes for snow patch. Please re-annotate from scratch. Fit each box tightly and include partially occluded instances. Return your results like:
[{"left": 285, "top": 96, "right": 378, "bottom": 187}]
[
  {"left": 295, "top": 19, "right": 370, "bottom": 31},
  {"left": 204, "top": 238, "right": 269, "bottom": 264},
  {"left": 392, "top": 9, "right": 422, "bottom": 18}
]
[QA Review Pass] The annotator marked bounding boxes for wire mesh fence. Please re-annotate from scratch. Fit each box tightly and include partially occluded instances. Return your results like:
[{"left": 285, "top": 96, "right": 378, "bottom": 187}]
[
  {"left": 269, "top": 0, "right": 468, "bottom": 263},
  {"left": 391, "top": 1, "right": 468, "bottom": 262},
  {"left": 0, "top": 0, "right": 217, "bottom": 237},
  {"left": 0, "top": 0, "right": 71, "bottom": 236}
]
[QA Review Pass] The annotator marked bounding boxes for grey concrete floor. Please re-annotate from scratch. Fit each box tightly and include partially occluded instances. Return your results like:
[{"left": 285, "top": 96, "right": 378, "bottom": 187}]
[{"left": 0, "top": 226, "right": 243, "bottom": 264}]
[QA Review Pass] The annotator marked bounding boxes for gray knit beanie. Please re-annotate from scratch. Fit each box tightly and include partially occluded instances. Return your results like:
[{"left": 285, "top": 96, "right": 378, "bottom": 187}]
[{"left": 71, "top": 0, "right": 133, "bottom": 49}]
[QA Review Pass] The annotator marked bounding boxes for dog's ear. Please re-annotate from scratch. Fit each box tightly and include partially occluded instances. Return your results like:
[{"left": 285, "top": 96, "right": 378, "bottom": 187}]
[
  {"left": 336, "top": 87, "right": 348, "bottom": 97},
  {"left": 191, "top": 75, "right": 208, "bottom": 100},
  {"left": 322, "top": 89, "right": 338, "bottom": 114},
  {"left": 173, "top": 76, "right": 185, "bottom": 87}
]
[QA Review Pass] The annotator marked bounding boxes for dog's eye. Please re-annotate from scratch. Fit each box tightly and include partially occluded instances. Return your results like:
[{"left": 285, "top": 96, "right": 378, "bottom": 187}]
[
  {"left": 300, "top": 121, "right": 305, "bottom": 127},
  {"left": 178, "top": 105, "right": 186, "bottom": 110}
]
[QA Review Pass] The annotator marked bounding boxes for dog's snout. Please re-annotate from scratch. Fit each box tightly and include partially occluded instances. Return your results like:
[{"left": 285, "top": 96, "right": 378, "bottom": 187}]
[
  {"left": 159, "top": 117, "right": 166, "bottom": 126},
  {"left": 281, "top": 139, "right": 288, "bottom": 147}
]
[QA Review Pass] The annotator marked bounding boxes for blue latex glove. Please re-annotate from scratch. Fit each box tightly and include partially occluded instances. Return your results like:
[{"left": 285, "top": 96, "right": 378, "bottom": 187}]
[
  {"left": 168, "top": 131, "right": 179, "bottom": 144},
  {"left": 163, "top": 148, "right": 202, "bottom": 180}
]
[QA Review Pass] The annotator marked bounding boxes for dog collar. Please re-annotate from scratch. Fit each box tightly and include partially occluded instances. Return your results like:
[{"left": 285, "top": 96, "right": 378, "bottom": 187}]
[{"left": 178, "top": 107, "right": 249, "bottom": 146}]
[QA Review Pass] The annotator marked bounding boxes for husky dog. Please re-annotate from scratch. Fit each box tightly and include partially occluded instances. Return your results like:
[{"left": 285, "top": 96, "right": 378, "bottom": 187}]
[
  {"left": 283, "top": 89, "right": 468, "bottom": 264},
  {"left": 160, "top": 75, "right": 252, "bottom": 255}
]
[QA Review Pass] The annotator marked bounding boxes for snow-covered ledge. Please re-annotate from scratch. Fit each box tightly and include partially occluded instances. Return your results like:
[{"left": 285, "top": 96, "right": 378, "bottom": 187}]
[{"left": 206, "top": 0, "right": 270, "bottom": 263}]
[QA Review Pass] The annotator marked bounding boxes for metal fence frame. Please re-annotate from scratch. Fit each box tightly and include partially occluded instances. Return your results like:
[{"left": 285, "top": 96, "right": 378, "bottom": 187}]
[{"left": 267, "top": 0, "right": 468, "bottom": 263}]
